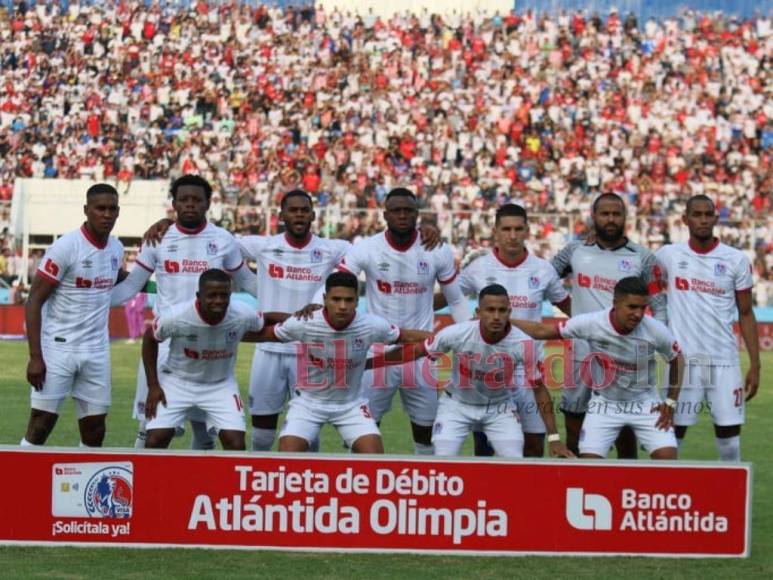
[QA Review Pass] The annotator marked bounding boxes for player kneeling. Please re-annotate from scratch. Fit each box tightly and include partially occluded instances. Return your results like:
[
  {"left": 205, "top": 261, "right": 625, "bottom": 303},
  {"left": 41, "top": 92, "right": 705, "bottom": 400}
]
[
  {"left": 512, "top": 277, "right": 684, "bottom": 460},
  {"left": 143, "top": 269, "right": 286, "bottom": 450},
  {"left": 271, "top": 272, "right": 431, "bottom": 454},
  {"left": 369, "top": 284, "right": 573, "bottom": 459}
]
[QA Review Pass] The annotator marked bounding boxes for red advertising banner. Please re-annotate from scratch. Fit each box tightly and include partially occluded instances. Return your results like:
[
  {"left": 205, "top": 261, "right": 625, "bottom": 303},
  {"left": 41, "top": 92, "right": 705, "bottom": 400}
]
[{"left": 0, "top": 448, "right": 751, "bottom": 557}]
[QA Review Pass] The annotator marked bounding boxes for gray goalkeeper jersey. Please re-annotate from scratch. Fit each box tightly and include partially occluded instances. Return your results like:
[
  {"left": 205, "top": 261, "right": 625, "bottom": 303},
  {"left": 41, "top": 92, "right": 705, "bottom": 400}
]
[{"left": 551, "top": 239, "right": 666, "bottom": 361}]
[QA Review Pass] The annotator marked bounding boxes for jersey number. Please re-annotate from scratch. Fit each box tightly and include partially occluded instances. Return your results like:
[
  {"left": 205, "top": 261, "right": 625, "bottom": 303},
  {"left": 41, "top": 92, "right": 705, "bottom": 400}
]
[
  {"left": 733, "top": 388, "right": 743, "bottom": 408},
  {"left": 233, "top": 394, "right": 244, "bottom": 412},
  {"left": 360, "top": 404, "right": 372, "bottom": 419}
]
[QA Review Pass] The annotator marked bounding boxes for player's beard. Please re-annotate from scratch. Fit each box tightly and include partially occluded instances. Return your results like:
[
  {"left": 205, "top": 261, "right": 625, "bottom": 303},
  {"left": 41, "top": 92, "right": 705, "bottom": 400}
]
[{"left": 595, "top": 223, "right": 624, "bottom": 243}]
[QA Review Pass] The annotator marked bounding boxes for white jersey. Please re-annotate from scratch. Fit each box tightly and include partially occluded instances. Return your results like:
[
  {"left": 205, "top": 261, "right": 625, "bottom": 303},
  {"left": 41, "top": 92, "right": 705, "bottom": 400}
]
[
  {"left": 152, "top": 299, "right": 264, "bottom": 385},
  {"left": 424, "top": 320, "right": 541, "bottom": 406},
  {"left": 135, "top": 222, "right": 244, "bottom": 315},
  {"left": 273, "top": 309, "right": 400, "bottom": 404},
  {"left": 37, "top": 224, "right": 123, "bottom": 352},
  {"left": 338, "top": 231, "right": 457, "bottom": 331},
  {"left": 557, "top": 309, "right": 681, "bottom": 402},
  {"left": 239, "top": 233, "right": 349, "bottom": 354},
  {"left": 460, "top": 249, "right": 568, "bottom": 320},
  {"left": 655, "top": 240, "right": 753, "bottom": 365}
]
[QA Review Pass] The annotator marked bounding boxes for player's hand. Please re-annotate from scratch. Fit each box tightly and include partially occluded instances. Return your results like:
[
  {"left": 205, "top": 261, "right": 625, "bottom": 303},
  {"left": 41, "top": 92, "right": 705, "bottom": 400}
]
[
  {"left": 418, "top": 222, "right": 443, "bottom": 250},
  {"left": 294, "top": 303, "right": 322, "bottom": 320},
  {"left": 27, "top": 356, "right": 46, "bottom": 390},
  {"left": 145, "top": 387, "right": 167, "bottom": 420},
  {"left": 655, "top": 404, "right": 674, "bottom": 430},
  {"left": 745, "top": 365, "right": 760, "bottom": 402},
  {"left": 142, "top": 218, "right": 173, "bottom": 247},
  {"left": 549, "top": 440, "right": 575, "bottom": 458}
]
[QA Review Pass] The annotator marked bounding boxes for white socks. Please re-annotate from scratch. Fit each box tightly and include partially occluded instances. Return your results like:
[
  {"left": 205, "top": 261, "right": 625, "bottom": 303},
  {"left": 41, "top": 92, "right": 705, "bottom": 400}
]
[
  {"left": 20, "top": 437, "right": 38, "bottom": 447},
  {"left": 251, "top": 428, "right": 276, "bottom": 451},
  {"left": 414, "top": 442, "right": 434, "bottom": 455},
  {"left": 716, "top": 436, "right": 741, "bottom": 462}
]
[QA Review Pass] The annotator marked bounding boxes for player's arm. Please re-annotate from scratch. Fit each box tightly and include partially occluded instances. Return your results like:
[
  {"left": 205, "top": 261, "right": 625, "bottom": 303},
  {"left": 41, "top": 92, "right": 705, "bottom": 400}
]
[
  {"left": 142, "top": 218, "right": 173, "bottom": 247},
  {"left": 396, "top": 328, "right": 434, "bottom": 344},
  {"left": 642, "top": 250, "right": 667, "bottom": 323},
  {"left": 433, "top": 292, "right": 448, "bottom": 310},
  {"left": 736, "top": 290, "right": 761, "bottom": 401},
  {"left": 141, "top": 325, "right": 166, "bottom": 419},
  {"left": 111, "top": 263, "right": 152, "bottom": 305},
  {"left": 25, "top": 275, "right": 58, "bottom": 390},
  {"left": 365, "top": 341, "right": 429, "bottom": 369},
  {"left": 510, "top": 319, "right": 562, "bottom": 340},
  {"left": 554, "top": 297, "right": 571, "bottom": 317},
  {"left": 656, "top": 352, "right": 685, "bottom": 431},
  {"left": 550, "top": 242, "right": 576, "bottom": 279},
  {"left": 533, "top": 380, "right": 575, "bottom": 458},
  {"left": 436, "top": 246, "right": 470, "bottom": 322},
  {"left": 418, "top": 220, "right": 443, "bottom": 250},
  {"left": 230, "top": 262, "right": 258, "bottom": 297}
]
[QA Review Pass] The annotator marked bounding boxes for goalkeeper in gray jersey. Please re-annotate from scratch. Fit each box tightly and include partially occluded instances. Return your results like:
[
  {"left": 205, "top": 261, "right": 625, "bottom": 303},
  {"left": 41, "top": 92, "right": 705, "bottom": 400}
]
[{"left": 551, "top": 193, "right": 666, "bottom": 457}]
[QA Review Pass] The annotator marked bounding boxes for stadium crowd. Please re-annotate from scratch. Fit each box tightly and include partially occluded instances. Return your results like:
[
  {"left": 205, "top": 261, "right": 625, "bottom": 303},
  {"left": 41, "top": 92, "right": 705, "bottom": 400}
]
[{"left": 0, "top": 1, "right": 770, "bottom": 303}]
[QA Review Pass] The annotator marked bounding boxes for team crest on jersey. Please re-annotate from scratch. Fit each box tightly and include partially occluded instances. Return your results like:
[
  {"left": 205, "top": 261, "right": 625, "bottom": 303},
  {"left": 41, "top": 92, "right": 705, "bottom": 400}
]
[
  {"left": 81, "top": 259, "right": 93, "bottom": 269},
  {"left": 618, "top": 259, "right": 632, "bottom": 273},
  {"left": 207, "top": 241, "right": 218, "bottom": 256},
  {"left": 378, "top": 262, "right": 390, "bottom": 272},
  {"left": 310, "top": 248, "right": 323, "bottom": 263},
  {"left": 352, "top": 337, "right": 365, "bottom": 351},
  {"left": 111, "top": 256, "right": 119, "bottom": 270},
  {"left": 433, "top": 422, "right": 443, "bottom": 435},
  {"left": 528, "top": 275, "right": 540, "bottom": 289},
  {"left": 226, "top": 329, "right": 238, "bottom": 344},
  {"left": 84, "top": 466, "right": 133, "bottom": 518},
  {"left": 714, "top": 263, "right": 726, "bottom": 277},
  {"left": 417, "top": 260, "right": 430, "bottom": 275}
]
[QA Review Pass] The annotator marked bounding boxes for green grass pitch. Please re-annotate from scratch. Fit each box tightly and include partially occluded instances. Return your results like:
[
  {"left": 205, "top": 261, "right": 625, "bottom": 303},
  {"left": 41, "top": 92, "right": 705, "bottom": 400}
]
[{"left": 0, "top": 340, "right": 770, "bottom": 578}]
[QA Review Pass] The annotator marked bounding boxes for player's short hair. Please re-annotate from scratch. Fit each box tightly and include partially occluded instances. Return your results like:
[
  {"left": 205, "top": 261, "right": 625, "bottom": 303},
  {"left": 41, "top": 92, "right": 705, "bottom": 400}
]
[
  {"left": 495, "top": 204, "right": 528, "bottom": 225},
  {"left": 592, "top": 192, "right": 626, "bottom": 214},
  {"left": 198, "top": 268, "right": 232, "bottom": 291},
  {"left": 281, "top": 189, "right": 313, "bottom": 210},
  {"left": 325, "top": 271, "right": 359, "bottom": 293},
  {"left": 479, "top": 283, "right": 509, "bottom": 301},
  {"left": 685, "top": 194, "right": 716, "bottom": 215},
  {"left": 170, "top": 174, "right": 213, "bottom": 201},
  {"left": 385, "top": 187, "right": 417, "bottom": 205},
  {"left": 86, "top": 183, "right": 118, "bottom": 201},
  {"left": 613, "top": 277, "right": 648, "bottom": 299}
]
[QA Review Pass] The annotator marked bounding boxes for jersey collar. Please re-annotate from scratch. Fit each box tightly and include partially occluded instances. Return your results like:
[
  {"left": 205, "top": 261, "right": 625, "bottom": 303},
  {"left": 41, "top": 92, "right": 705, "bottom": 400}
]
[
  {"left": 608, "top": 308, "right": 633, "bottom": 335},
  {"left": 479, "top": 320, "right": 512, "bottom": 345},
  {"left": 493, "top": 247, "right": 528, "bottom": 269},
  {"left": 688, "top": 237, "right": 720, "bottom": 255},
  {"left": 385, "top": 230, "right": 418, "bottom": 252},
  {"left": 284, "top": 232, "right": 312, "bottom": 249},
  {"left": 323, "top": 307, "right": 356, "bottom": 331},
  {"left": 80, "top": 223, "right": 107, "bottom": 249},
  {"left": 175, "top": 221, "right": 207, "bottom": 235}
]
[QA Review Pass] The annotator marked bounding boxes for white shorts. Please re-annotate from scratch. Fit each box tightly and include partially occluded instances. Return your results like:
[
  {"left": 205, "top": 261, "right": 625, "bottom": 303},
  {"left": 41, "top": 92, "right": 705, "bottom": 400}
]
[
  {"left": 675, "top": 363, "right": 744, "bottom": 427},
  {"left": 279, "top": 396, "right": 380, "bottom": 448},
  {"left": 134, "top": 343, "right": 206, "bottom": 424},
  {"left": 31, "top": 346, "right": 111, "bottom": 412},
  {"left": 432, "top": 393, "right": 524, "bottom": 458},
  {"left": 512, "top": 387, "right": 547, "bottom": 434},
  {"left": 145, "top": 374, "right": 246, "bottom": 433},
  {"left": 579, "top": 395, "right": 677, "bottom": 457},
  {"left": 361, "top": 359, "right": 439, "bottom": 426},
  {"left": 560, "top": 357, "right": 609, "bottom": 415},
  {"left": 247, "top": 347, "right": 298, "bottom": 415}
]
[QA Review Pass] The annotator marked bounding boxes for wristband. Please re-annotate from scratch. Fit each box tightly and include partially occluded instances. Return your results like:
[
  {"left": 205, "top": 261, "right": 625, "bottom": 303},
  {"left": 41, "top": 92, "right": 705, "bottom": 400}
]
[
  {"left": 547, "top": 433, "right": 561, "bottom": 443},
  {"left": 664, "top": 398, "right": 677, "bottom": 409}
]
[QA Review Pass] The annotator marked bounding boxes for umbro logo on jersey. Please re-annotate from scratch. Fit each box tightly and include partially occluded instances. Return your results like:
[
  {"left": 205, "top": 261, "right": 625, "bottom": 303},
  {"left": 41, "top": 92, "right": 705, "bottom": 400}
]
[
  {"left": 678, "top": 261, "right": 689, "bottom": 270},
  {"left": 167, "top": 244, "right": 178, "bottom": 253},
  {"left": 207, "top": 242, "right": 218, "bottom": 256},
  {"left": 273, "top": 248, "right": 284, "bottom": 256},
  {"left": 378, "top": 262, "right": 390, "bottom": 272},
  {"left": 486, "top": 276, "right": 497, "bottom": 284},
  {"left": 268, "top": 264, "right": 284, "bottom": 279},
  {"left": 81, "top": 259, "right": 93, "bottom": 269}
]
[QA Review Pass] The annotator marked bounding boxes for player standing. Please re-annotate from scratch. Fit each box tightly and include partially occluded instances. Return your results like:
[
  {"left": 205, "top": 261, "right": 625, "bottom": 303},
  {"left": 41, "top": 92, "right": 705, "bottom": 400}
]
[
  {"left": 436, "top": 204, "right": 571, "bottom": 457},
  {"left": 513, "top": 278, "right": 684, "bottom": 460},
  {"left": 270, "top": 272, "right": 432, "bottom": 453},
  {"left": 22, "top": 184, "right": 123, "bottom": 447},
  {"left": 655, "top": 195, "right": 760, "bottom": 461},
  {"left": 112, "top": 175, "right": 257, "bottom": 449},
  {"left": 330, "top": 188, "right": 470, "bottom": 455},
  {"left": 143, "top": 269, "right": 285, "bottom": 450},
  {"left": 551, "top": 193, "right": 666, "bottom": 457}
]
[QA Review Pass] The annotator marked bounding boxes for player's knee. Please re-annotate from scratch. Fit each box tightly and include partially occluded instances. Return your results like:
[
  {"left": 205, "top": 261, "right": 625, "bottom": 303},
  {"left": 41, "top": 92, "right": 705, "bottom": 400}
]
[
  {"left": 146, "top": 429, "right": 174, "bottom": 449},
  {"left": 714, "top": 424, "right": 741, "bottom": 439},
  {"left": 278, "top": 436, "right": 309, "bottom": 453},
  {"left": 252, "top": 414, "right": 279, "bottom": 430},
  {"left": 219, "top": 430, "right": 246, "bottom": 451},
  {"left": 473, "top": 431, "right": 495, "bottom": 457},
  {"left": 26, "top": 410, "right": 58, "bottom": 444},
  {"left": 650, "top": 446, "right": 677, "bottom": 460},
  {"left": 351, "top": 435, "right": 384, "bottom": 454},
  {"left": 523, "top": 434, "right": 545, "bottom": 458},
  {"left": 410, "top": 422, "right": 432, "bottom": 445},
  {"left": 674, "top": 425, "right": 688, "bottom": 439}
]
